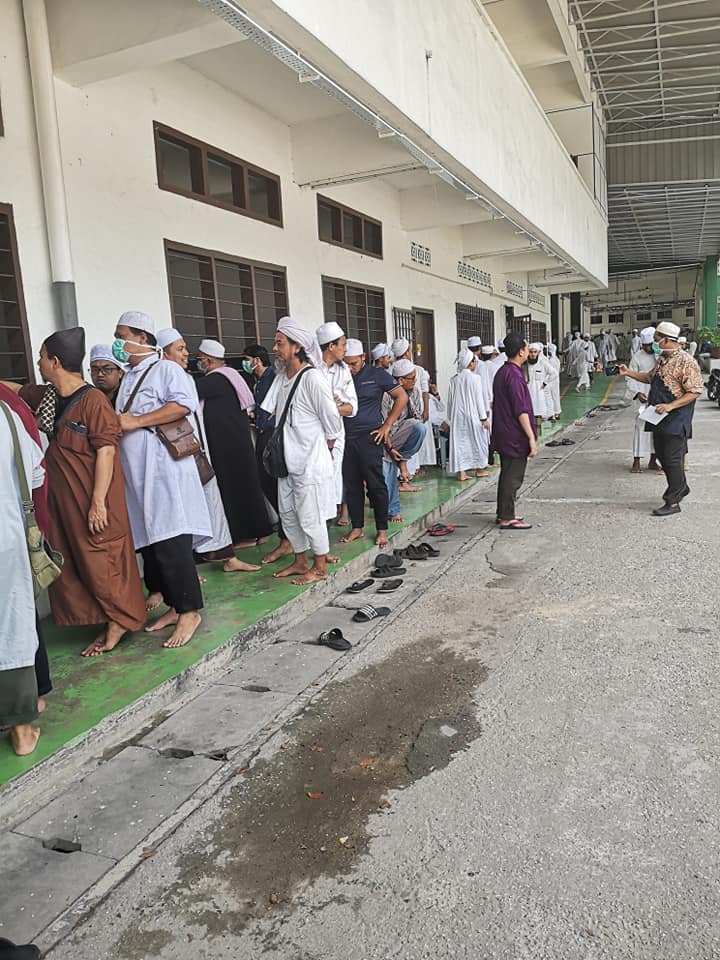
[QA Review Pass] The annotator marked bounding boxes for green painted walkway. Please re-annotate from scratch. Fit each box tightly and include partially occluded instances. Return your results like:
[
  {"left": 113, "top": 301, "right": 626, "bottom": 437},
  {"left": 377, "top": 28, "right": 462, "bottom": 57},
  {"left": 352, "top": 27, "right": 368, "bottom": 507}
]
[{"left": 0, "top": 374, "right": 617, "bottom": 788}]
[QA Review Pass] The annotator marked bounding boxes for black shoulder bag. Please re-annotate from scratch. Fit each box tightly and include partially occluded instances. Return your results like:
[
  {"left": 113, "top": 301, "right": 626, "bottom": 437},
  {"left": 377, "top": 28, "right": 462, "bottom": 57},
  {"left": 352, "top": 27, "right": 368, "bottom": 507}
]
[{"left": 262, "top": 366, "right": 310, "bottom": 479}]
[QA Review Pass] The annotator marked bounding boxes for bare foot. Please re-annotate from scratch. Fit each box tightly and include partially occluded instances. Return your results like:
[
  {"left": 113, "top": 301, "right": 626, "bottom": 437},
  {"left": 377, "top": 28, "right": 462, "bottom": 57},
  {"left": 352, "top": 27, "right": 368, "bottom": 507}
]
[
  {"left": 11, "top": 724, "right": 40, "bottom": 756},
  {"left": 399, "top": 484, "right": 422, "bottom": 493},
  {"left": 163, "top": 611, "right": 202, "bottom": 648},
  {"left": 82, "top": 622, "right": 127, "bottom": 656},
  {"left": 81, "top": 629, "right": 107, "bottom": 657},
  {"left": 375, "top": 531, "right": 389, "bottom": 547},
  {"left": 326, "top": 555, "right": 341, "bottom": 564},
  {"left": 233, "top": 538, "right": 259, "bottom": 549},
  {"left": 630, "top": 465, "right": 641, "bottom": 474},
  {"left": 389, "top": 515, "right": 404, "bottom": 523},
  {"left": 291, "top": 569, "right": 328, "bottom": 586},
  {"left": 145, "top": 608, "right": 179, "bottom": 632},
  {"left": 474, "top": 470, "right": 490, "bottom": 478},
  {"left": 198, "top": 575, "right": 207, "bottom": 585},
  {"left": 223, "top": 557, "right": 261, "bottom": 573},
  {"left": 273, "top": 559, "right": 309, "bottom": 579},
  {"left": 37, "top": 697, "right": 46, "bottom": 715},
  {"left": 458, "top": 472, "right": 470, "bottom": 482},
  {"left": 340, "top": 529, "right": 364, "bottom": 543},
  {"left": 262, "top": 540, "right": 294, "bottom": 565},
  {"left": 145, "top": 592, "right": 163, "bottom": 612}
]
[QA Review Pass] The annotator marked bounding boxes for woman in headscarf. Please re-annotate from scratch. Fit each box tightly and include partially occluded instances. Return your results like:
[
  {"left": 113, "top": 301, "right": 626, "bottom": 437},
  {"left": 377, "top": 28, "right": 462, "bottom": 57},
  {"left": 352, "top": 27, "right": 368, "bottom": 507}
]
[
  {"left": 156, "top": 328, "right": 260, "bottom": 576},
  {"left": 447, "top": 348, "right": 490, "bottom": 481},
  {"left": 5, "top": 327, "right": 146, "bottom": 657},
  {"left": 260, "top": 317, "right": 342, "bottom": 585}
]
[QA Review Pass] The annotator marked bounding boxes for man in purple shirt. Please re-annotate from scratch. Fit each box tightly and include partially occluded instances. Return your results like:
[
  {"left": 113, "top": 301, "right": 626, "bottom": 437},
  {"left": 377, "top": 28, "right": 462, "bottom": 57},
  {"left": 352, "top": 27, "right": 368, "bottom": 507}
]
[{"left": 490, "top": 332, "right": 538, "bottom": 530}]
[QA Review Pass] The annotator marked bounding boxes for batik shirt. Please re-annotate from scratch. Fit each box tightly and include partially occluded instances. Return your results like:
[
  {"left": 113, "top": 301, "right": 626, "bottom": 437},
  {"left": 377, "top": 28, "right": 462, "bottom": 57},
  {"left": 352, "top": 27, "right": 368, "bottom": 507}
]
[{"left": 646, "top": 349, "right": 704, "bottom": 437}]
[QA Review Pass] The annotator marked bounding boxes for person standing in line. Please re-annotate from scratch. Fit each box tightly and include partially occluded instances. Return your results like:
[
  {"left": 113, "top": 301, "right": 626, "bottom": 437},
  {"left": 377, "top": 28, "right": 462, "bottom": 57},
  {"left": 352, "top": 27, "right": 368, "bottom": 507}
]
[
  {"left": 89, "top": 344, "right": 125, "bottom": 405},
  {"left": 447, "top": 348, "right": 490, "bottom": 481},
  {"left": 260, "top": 318, "right": 341, "bottom": 584},
  {"left": 468, "top": 337, "right": 493, "bottom": 415},
  {"left": 525, "top": 342, "right": 557, "bottom": 434},
  {"left": 545, "top": 343, "right": 562, "bottom": 422},
  {"left": 195, "top": 339, "right": 273, "bottom": 550},
  {"left": 0, "top": 401, "right": 44, "bottom": 756},
  {"left": 620, "top": 321, "right": 703, "bottom": 517},
  {"left": 114, "top": 310, "right": 211, "bottom": 648},
  {"left": 157, "top": 328, "right": 261, "bottom": 575},
  {"left": 10, "top": 328, "right": 147, "bottom": 658},
  {"left": 391, "top": 337, "right": 430, "bottom": 483},
  {"left": 342, "top": 340, "right": 407, "bottom": 545},
  {"left": 626, "top": 327, "right": 662, "bottom": 475},
  {"left": 371, "top": 343, "right": 392, "bottom": 370},
  {"left": 316, "top": 321, "right": 358, "bottom": 529},
  {"left": 490, "top": 333, "right": 537, "bottom": 531}
]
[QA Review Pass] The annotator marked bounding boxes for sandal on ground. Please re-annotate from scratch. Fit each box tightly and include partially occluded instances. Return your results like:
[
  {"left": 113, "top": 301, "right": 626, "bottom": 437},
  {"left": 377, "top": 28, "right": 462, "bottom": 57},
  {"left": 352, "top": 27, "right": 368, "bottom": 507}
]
[
  {"left": 495, "top": 516, "right": 524, "bottom": 525},
  {"left": 377, "top": 579, "right": 404, "bottom": 593},
  {"left": 545, "top": 440, "right": 561, "bottom": 447},
  {"left": 561, "top": 439, "right": 575, "bottom": 445},
  {"left": 416, "top": 542, "right": 440, "bottom": 557},
  {"left": 393, "top": 545, "right": 428, "bottom": 561},
  {"left": 372, "top": 565, "right": 407, "bottom": 578},
  {"left": 499, "top": 520, "right": 532, "bottom": 531},
  {"left": 317, "top": 628, "right": 351, "bottom": 651},
  {"left": 427, "top": 522, "right": 454, "bottom": 537},
  {"left": 346, "top": 579, "right": 374, "bottom": 594},
  {"left": 352, "top": 604, "right": 391, "bottom": 623},
  {"left": 374, "top": 553, "right": 403, "bottom": 568}
]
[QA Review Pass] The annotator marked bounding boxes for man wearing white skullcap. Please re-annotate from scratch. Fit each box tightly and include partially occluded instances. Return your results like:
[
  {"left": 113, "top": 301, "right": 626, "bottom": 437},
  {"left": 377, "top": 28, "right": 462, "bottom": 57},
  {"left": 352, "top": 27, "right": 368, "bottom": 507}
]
[
  {"left": 524, "top": 342, "right": 557, "bottom": 432},
  {"left": 447, "top": 348, "right": 490, "bottom": 480},
  {"left": 316, "top": 321, "right": 357, "bottom": 524},
  {"left": 391, "top": 337, "right": 434, "bottom": 475},
  {"left": 89, "top": 344, "right": 124, "bottom": 404},
  {"left": 625, "top": 326, "right": 661, "bottom": 475},
  {"left": 260, "top": 318, "right": 342, "bottom": 582},
  {"left": 544, "top": 343, "right": 562, "bottom": 420},
  {"left": 196, "top": 337, "right": 272, "bottom": 550},
  {"left": 630, "top": 329, "right": 642, "bottom": 357},
  {"left": 371, "top": 342, "right": 391, "bottom": 369},
  {"left": 342, "top": 339, "right": 407, "bottom": 539},
  {"left": 114, "top": 313, "right": 211, "bottom": 649}
]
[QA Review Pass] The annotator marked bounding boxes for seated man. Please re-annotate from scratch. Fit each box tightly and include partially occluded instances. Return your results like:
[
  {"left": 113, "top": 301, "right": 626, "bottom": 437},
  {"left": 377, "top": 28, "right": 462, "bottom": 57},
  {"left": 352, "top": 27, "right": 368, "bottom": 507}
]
[{"left": 382, "top": 359, "right": 427, "bottom": 522}]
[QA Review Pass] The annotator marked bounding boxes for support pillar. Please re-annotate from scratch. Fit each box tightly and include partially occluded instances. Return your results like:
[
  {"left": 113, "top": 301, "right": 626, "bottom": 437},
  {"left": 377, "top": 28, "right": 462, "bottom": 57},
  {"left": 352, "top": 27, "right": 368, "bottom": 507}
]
[
  {"left": 702, "top": 256, "right": 719, "bottom": 330},
  {"left": 550, "top": 294, "right": 559, "bottom": 345},
  {"left": 570, "top": 292, "right": 582, "bottom": 333}
]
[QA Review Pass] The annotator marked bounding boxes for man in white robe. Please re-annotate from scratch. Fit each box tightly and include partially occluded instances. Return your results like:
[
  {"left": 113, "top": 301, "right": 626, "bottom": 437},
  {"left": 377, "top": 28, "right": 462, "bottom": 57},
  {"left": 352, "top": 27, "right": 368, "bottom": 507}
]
[
  {"left": 316, "top": 321, "right": 358, "bottom": 512},
  {"left": 447, "top": 348, "right": 490, "bottom": 480},
  {"left": 545, "top": 344, "right": 562, "bottom": 420},
  {"left": 525, "top": 342, "right": 558, "bottom": 430},
  {"left": 630, "top": 329, "right": 641, "bottom": 357},
  {"left": 261, "top": 317, "right": 342, "bottom": 585},
  {"left": 626, "top": 327, "right": 660, "bottom": 474},
  {"left": 115, "top": 311, "right": 211, "bottom": 649}
]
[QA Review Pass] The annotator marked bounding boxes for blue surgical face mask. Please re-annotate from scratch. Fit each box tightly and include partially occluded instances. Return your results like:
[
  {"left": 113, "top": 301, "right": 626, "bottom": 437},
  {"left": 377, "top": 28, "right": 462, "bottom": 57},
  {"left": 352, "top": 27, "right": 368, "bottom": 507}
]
[
  {"left": 652, "top": 341, "right": 662, "bottom": 355},
  {"left": 112, "top": 339, "right": 130, "bottom": 364},
  {"left": 242, "top": 359, "right": 254, "bottom": 375}
]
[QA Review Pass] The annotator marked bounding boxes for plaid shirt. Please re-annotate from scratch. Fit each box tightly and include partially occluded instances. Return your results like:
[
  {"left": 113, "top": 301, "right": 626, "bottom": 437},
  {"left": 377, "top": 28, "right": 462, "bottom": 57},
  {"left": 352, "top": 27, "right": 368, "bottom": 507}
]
[{"left": 647, "top": 349, "right": 703, "bottom": 436}]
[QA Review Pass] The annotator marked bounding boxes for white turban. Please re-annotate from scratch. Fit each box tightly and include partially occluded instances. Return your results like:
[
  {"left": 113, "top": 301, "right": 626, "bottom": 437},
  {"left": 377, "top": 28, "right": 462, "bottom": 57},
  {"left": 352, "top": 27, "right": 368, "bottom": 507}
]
[
  {"left": 89, "top": 344, "right": 122, "bottom": 367},
  {"left": 157, "top": 328, "right": 183, "bottom": 350},
  {"left": 455, "top": 347, "right": 474, "bottom": 373},
  {"left": 345, "top": 338, "right": 364, "bottom": 357},
  {"left": 391, "top": 337, "right": 410, "bottom": 359},
  {"left": 529, "top": 342, "right": 543, "bottom": 352},
  {"left": 640, "top": 327, "right": 655, "bottom": 344},
  {"left": 118, "top": 310, "right": 154, "bottom": 334},
  {"left": 198, "top": 338, "right": 226, "bottom": 359},
  {"left": 481, "top": 345, "right": 495, "bottom": 356},
  {"left": 393, "top": 358, "right": 415, "bottom": 377},
  {"left": 678, "top": 336, "right": 687, "bottom": 344},
  {"left": 277, "top": 316, "right": 323, "bottom": 369},
  {"left": 316, "top": 321, "right": 345, "bottom": 346},
  {"left": 467, "top": 336, "right": 482, "bottom": 349},
  {"left": 371, "top": 342, "right": 390, "bottom": 361},
  {"left": 574, "top": 332, "right": 581, "bottom": 339},
  {"left": 497, "top": 338, "right": 505, "bottom": 350},
  {"left": 547, "top": 343, "right": 557, "bottom": 357}
]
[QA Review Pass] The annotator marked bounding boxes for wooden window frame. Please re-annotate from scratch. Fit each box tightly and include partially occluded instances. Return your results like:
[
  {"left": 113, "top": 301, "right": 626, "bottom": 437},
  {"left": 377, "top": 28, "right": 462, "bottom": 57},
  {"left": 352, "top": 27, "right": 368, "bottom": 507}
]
[
  {"left": 154, "top": 122, "right": 283, "bottom": 228},
  {"left": 164, "top": 239, "right": 289, "bottom": 353},
  {"left": 0, "top": 202, "right": 34, "bottom": 383},
  {"left": 317, "top": 195, "right": 383, "bottom": 259}
]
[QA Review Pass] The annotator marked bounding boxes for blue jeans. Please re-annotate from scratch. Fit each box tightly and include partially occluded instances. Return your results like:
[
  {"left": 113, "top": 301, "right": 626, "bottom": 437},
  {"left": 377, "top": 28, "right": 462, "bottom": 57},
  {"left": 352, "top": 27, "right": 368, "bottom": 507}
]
[{"left": 384, "top": 421, "right": 426, "bottom": 516}]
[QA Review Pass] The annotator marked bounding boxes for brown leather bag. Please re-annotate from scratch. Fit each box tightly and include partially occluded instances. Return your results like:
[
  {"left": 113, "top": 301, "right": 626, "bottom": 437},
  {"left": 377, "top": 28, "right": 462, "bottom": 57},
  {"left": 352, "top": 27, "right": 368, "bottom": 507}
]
[{"left": 155, "top": 418, "right": 201, "bottom": 460}]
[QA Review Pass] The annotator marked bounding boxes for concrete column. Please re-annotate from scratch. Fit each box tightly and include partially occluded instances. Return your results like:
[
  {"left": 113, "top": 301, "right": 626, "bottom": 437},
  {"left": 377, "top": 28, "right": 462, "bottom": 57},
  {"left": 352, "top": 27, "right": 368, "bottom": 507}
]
[
  {"left": 702, "top": 256, "right": 719, "bottom": 330},
  {"left": 22, "top": 0, "right": 78, "bottom": 329},
  {"left": 550, "top": 294, "right": 559, "bottom": 345},
  {"left": 570, "top": 292, "right": 582, "bottom": 333}
]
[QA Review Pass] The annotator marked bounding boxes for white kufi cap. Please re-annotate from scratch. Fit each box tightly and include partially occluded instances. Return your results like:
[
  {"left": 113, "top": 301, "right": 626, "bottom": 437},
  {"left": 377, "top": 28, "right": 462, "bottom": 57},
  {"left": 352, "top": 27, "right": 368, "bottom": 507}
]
[
  {"left": 198, "top": 338, "right": 226, "bottom": 358},
  {"left": 316, "top": 321, "right": 345, "bottom": 345},
  {"left": 655, "top": 321, "right": 680, "bottom": 340},
  {"left": 118, "top": 310, "right": 154, "bottom": 335},
  {"left": 467, "top": 336, "right": 482, "bottom": 348},
  {"left": 393, "top": 358, "right": 415, "bottom": 377},
  {"left": 157, "top": 328, "right": 183, "bottom": 350},
  {"left": 89, "top": 344, "right": 122, "bottom": 367},
  {"left": 371, "top": 342, "right": 390, "bottom": 361},
  {"left": 391, "top": 337, "right": 410, "bottom": 358},
  {"left": 640, "top": 327, "right": 655, "bottom": 344},
  {"left": 481, "top": 345, "right": 495, "bottom": 356},
  {"left": 345, "top": 338, "right": 364, "bottom": 357}
]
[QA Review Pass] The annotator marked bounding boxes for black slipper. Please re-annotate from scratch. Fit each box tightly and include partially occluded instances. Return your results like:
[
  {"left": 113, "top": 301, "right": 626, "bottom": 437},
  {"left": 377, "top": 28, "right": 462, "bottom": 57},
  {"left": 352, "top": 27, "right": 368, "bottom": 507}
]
[
  {"left": 377, "top": 579, "right": 403, "bottom": 593},
  {"left": 545, "top": 440, "right": 561, "bottom": 447},
  {"left": 372, "top": 565, "right": 407, "bottom": 578},
  {"left": 317, "top": 628, "right": 351, "bottom": 651},
  {"left": 352, "top": 604, "right": 391, "bottom": 622},
  {"left": 393, "top": 545, "right": 427, "bottom": 561},
  {"left": 374, "top": 554, "right": 403, "bottom": 568},
  {"left": 416, "top": 542, "right": 440, "bottom": 557},
  {"left": 561, "top": 439, "right": 575, "bottom": 445},
  {"left": 0, "top": 940, "right": 41, "bottom": 960},
  {"left": 346, "top": 579, "right": 374, "bottom": 594}
]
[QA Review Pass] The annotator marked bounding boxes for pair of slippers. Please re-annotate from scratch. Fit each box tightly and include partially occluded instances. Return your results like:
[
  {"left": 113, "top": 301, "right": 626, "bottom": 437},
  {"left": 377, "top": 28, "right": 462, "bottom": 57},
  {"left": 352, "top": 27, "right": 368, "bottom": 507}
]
[
  {"left": 545, "top": 439, "right": 575, "bottom": 448},
  {"left": 372, "top": 553, "right": 406, "bottom": 578},
  {"left": 317, "top": 600, "right": 393, "bottom": 652},
  {"left": 346, "top": 577, "right": 403, "bottom": 594},
  {"left": 427, "top": 523, "right": 454, "bottom": 537},
  {"left": 393, "top": 542, "right": 439, "bottom": 561}
]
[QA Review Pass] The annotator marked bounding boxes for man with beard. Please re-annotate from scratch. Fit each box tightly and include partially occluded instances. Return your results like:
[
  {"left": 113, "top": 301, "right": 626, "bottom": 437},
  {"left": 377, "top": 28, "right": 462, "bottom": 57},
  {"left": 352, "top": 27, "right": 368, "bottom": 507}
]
[{"left": 524, "top": 343, "right": 557, "bottom": 434}]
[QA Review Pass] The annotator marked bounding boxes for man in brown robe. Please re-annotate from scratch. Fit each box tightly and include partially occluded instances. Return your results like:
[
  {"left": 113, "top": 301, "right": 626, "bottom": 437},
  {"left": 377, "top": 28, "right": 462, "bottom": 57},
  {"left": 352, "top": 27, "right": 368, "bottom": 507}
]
[{"left": 4, "top": 327, "right": 146, "bottom": 656}]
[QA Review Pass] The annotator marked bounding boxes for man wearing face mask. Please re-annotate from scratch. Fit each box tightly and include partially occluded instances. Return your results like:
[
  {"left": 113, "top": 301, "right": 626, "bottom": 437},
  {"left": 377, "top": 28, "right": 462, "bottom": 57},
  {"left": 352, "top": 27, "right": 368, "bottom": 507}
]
[
  {"left": 620, "top": 321, "right": 703, "bottom": 516},
  {"left": 114, "top": 311, "right": 211, "bottom": 649}
]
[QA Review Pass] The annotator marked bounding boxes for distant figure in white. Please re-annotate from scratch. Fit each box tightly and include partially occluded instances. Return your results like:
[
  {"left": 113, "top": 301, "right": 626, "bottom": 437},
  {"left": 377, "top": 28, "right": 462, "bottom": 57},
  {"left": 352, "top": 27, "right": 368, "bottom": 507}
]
[
  {"left": 626, "top": 327, "right": 661, "bottom": 475},
  {"left": 447, "top": 348, "right": 490, "bottom": 482}
]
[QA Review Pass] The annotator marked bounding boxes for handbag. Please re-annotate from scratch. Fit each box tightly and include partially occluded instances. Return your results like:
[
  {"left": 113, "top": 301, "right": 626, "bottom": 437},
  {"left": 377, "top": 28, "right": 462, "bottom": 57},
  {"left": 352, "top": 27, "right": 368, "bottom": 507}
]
[
  {"left": 192, "top": 414, "right": 215, "bottom": 485},
  {"left": 0, "top": 400, "right": 64, "bottom": 597},
  {"left": 262, "top": 366, "right": 310, "bottom": 479},
  {"left": 121, "top": 362, "right": 200, "bottom": 461}
]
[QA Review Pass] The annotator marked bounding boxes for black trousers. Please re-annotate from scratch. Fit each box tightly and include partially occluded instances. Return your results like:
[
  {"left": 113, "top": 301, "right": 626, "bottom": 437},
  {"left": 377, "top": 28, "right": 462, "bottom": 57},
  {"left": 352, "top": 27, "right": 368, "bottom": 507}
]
[
  {"left": 35, "top": 614, "right": 52, "bottom": 697},
  {"left": 255, "top": 430, "right": 285, "bottom": 540},
  {"left": 140, "top": 535, "right": 203, "bottom": 614},
  {"left": 343, "top": 433, "right": 389, "bottom": 531},
  {"left": 497, "top": 455, "right": 528, "bottom": 522},
  {"left": 653, "top": 431, "right": 689, "bottom": 505}
]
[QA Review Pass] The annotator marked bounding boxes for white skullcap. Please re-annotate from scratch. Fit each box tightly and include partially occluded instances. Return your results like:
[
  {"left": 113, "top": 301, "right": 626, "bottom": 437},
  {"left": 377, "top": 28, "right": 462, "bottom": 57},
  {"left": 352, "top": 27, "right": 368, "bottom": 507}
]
[
  {"left": 529, "top": 342, "right": 543, "bottom": 351},
  {"left": 481, "top": 345, "right": 495, "bottom": 356},
  {"left": 89, "top": 344, "right": 122, "bottom": 367},
  {"left": 655, "top": 321, "right": 680, "bottom": 340},
  {"left": 497, "top": 338, "right": 505, "bottom": 350},
  {"left": 467, "top": 336, "right": 482, "bottom": 348},
  {"left": 345, "top": 338, "right": 364, "bottom": 357},
  {"left": 547, "top": 343, "right": 557, "bottom": 357},
  {"left": 118, "top": 310, "right": 154, "bottom": 334},
  {"left": 455, "top": 347, "right": 474, "bottom": 373},
  {"left": 198, "top": 338, "right": 225, "bottom": 358},
  {"left": 371, "top": 342, "right": 390, "bottom": 361},
  {"left": 640, "top": 327, "right": 655, "bottom": 344},
  {"left": 277, "top": 317, "right": 323, "bottom": 369},
  {"left": 157, "top": 328, "right": 183, "bottom": 350},
  {"left": 316, "top": 321, "right": 345, "bottom": 346},
  {"left": 678, "top": 336, "right": 687, "bottom": 344},
  {"left": 574, "top": 332, "right": 581, "bottom": 339},
  {"left": 393, "top": 358, "right": 415, "bottom": 377},
  {"left": 391, "top": 337, "right": 410, "bottom": 359}
]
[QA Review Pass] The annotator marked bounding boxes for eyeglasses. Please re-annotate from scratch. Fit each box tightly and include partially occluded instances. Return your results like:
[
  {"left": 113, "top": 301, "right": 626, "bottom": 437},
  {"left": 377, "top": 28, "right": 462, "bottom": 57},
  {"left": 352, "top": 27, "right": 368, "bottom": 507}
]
[{"left": 91, "top": 365, "right": 119, "bottom": 376}]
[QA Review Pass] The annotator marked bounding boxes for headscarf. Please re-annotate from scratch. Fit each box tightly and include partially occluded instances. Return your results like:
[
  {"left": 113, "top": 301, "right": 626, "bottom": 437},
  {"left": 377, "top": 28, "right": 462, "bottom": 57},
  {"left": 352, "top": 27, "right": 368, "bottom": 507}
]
[
  {"left": 455, "top": 347, "right": 474, "bottom": 373},
  {"left": 391, "top": 337, "right": 410, "bottom": 359},
  {"left": 277, "top": 316, "right": 323, "bottom": 369}
]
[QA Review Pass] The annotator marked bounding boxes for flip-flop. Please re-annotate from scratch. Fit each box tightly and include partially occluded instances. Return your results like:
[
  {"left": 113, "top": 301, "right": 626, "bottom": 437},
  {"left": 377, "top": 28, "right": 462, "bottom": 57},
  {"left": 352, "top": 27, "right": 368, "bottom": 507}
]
[
  {"left": 495, "top": 516, "right": 524, "bottom": 525},
  {"left": 377, "top": 578, "right": 403, "bottom": 593},
  {"left": 317, "top": 628, "right": 351, "bottom": 651},
  {"left": 499, "top": 520, "right": 532, "bottom": 531},
  {"left": 372, "top": 565, "right": 407, "bottom": 578},
  {"left": 561, "top": 439, "right": 575, "bottom": 445},
  {"left": 393, "top": 545, "right": 428, "bottom": 561},
  {"left": 352, "top": 605, "right": 391, "bottom": 623},
  {"left": 416, "top": 542, "right": 440, "bottom": 557},
  {"left": 427, "top": 523, "right": 454, "bottom": 537},
  {"left": 545, "top": 440, "right": 561, "bottom": 447},
  {"left": 374, "top": 553, "right": 403, "bottom": 568},
  {"left": 346, "top": 579, "right": 374, "bottom": 594}
]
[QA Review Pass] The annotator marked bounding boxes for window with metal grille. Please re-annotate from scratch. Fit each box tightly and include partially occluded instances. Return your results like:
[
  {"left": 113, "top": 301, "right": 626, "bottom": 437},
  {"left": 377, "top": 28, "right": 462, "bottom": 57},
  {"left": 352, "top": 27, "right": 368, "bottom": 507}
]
[
  {"left": 685, "top": 306, "right": 695, "bottom": 318},
  {"left": 656, "top": 309, "right": 672, "bottom": 321},
  {"left": 455, "top": 303, "right": 494, "bottom": 349},
  {"left": 317, "top": 196, "right": 383, "bottom": 258},
  {"left": 154, "top": 123, "right": 283, "bottom": 227},
  {"left": 0, "top": 205, "right": 32, "bottom": 382},
  {"left": 637, "top": 312, "right": 651, "bottom": 323},
  {"left": 165, "top": 243, "right": 288, "bottom": 356},
  {"left": 609, "top": 312, "right": 624, "bottom": 324},
  {"left": 591, "top": 314, "right": 603, "bottom": 325},
  {"left": 321, "top": 277, "right": 387, "bottom": 350},
  {"left": 392, "top": 307, "right": 414, "bottom": 346}
]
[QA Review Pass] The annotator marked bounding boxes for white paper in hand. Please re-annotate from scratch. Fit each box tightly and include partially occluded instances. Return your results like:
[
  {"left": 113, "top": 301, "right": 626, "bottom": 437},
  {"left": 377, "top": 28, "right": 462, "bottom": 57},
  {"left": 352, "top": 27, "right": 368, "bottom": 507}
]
[{"left": 638, "top": 404, "right": 668, "bottom": 425}]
